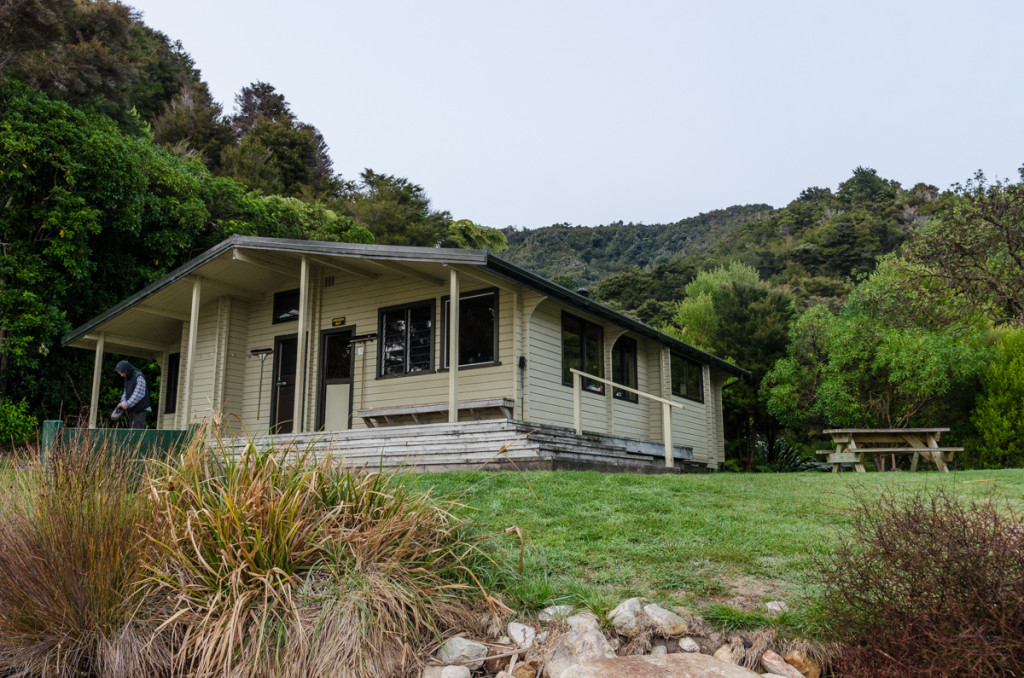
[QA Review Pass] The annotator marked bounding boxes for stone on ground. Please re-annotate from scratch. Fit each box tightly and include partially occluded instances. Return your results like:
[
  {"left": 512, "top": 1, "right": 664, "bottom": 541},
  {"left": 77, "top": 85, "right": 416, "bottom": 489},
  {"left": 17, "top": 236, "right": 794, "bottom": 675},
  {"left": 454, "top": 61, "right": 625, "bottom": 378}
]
[
  {"left": 440, "top": 666, "right": 471, "bottom": 678},
  {"left": 566, "top": 610, "right": 601, "bottom": 631},
  {"left": 436, "top": 636, "right": 489, "bottom": 671},
  {"left": 509, "top": 622, "right": 538, "bottom": 648},
  {"left": 607, "top": 597, "right": 645, "bottom": 636},
  {"left": 643, "top": 603, "right": 688, "bottom": 636},
  {"left": 782, "top": 650, "right": 821, "bottom": 678},
  {"left": 543, "top": 627, "right": 617, "bottom": 678},
  {"left": 759, "top": 650, "right": 804, "bottom": 678}
]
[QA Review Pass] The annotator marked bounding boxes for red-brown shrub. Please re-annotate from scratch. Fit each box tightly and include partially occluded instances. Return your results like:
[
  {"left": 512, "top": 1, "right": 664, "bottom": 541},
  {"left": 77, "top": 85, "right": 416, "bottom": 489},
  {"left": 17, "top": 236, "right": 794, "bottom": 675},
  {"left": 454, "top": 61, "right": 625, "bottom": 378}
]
[{"left": 818, "top": 489, "right": 1024, "bottom": 677}]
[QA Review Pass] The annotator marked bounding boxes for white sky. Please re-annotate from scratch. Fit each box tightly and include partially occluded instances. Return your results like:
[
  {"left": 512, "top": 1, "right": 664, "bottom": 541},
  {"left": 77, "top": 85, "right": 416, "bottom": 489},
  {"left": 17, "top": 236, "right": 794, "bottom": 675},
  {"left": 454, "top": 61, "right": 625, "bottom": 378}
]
[{"left": 129, "top": 0, "right": 1023, "bottom": 230}]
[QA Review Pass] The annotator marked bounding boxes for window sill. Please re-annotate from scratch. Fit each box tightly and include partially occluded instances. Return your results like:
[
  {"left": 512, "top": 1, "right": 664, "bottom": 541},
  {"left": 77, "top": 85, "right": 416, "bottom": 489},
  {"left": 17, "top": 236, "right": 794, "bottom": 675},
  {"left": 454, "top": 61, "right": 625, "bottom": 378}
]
[
  {"left": 375, "top": 369, "right": 437, "bottom": 380},
  {"left": 438, "top": 361, "right": 501, "bottom": 373}
]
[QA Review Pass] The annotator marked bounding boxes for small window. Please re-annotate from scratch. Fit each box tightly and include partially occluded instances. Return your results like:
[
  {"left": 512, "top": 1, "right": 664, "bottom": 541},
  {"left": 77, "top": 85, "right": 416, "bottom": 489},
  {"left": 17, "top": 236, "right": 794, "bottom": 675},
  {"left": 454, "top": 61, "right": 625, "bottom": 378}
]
[
  {"left": 378, "top": 301, "right": 434, "bottom": 377},
  {"left": 671, "top": 353, "right": 704, "bottom": 402},
  {"left": 164, "top": 353, "right": 181, "bottom": 414},
  {"left": 442, "top": 289, "right": 498, "bottom": 368},
  {"left": 612, "top": 336, "right": 638, "bottom": 402},
  {"left": 272, "top": 289, "right": 300, "bottom": 324},
  {"left": 562, "top": 312, "right": 604, "bottom": 393}
]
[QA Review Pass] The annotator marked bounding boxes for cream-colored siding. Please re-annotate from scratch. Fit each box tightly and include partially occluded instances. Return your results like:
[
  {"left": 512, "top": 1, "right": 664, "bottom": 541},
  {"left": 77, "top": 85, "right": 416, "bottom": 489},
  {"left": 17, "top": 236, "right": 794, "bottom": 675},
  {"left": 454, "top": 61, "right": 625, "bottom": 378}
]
[{"left": 608, "top": 335, "right": 653, "bottom": 439}]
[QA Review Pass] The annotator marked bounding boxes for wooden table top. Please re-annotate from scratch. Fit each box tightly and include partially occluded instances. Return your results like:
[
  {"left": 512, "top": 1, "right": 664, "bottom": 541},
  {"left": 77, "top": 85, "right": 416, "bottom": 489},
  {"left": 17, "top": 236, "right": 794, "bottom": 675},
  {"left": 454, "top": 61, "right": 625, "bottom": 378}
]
[{"left": 823, "top": 427, "right": 950, "bottom": 435}]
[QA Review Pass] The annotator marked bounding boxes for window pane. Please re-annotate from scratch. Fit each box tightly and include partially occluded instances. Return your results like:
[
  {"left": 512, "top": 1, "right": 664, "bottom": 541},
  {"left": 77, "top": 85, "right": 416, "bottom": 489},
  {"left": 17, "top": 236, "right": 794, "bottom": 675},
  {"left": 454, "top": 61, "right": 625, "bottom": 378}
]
[
  {"left": 562, "top": 314, "right": 582, "bottom": 385},
  {"left": 613, "top": 337, "right": 637, "bottom": 402},
  {"left": 670, "top": 353, "right": 685, "bottom": 396},
  {"left": 273, "top": 289, "right": 300, "bottom": 323},
  {"left": 324, "top": 334, "right": 351, "bottom": 381},
  {"left": 381, "top": 311, "right": 406, "bottom": 376},
  {"left": 459, "top": 293, "right": 495, "bottom": 366},
  {"left": 584, "top": 324, "right": 603, "bottom": 393},
  {"left": 687, "top": 359, "right": 703, "bottom": 401},
  {"left": 407, "top": 305, "right": 433, "bottom": 373}
]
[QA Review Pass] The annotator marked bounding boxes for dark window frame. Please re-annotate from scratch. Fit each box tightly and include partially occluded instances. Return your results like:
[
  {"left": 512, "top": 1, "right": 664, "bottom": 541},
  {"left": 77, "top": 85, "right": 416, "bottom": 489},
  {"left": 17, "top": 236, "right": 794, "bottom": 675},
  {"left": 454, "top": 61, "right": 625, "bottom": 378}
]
[
  {"left": 376, "top": 299, "right": 436, "bottom": 378},
  {"left": 561, "top": 312, "right": 605, "bottom": 394},
  {"left": 441, "top": 288, "right": 500, "bottom": 370},
  {"left": 272, "top": 288, "right": 300, "bottom": 324},
  {"left": 164, "top": 352, "right": 181, "bottom": 414},
  {"left": 612, "top": 336, "right": 638, "bottom": 403},
  {"left": 670, "top": 352, "right": 705, "bottom": 402}
]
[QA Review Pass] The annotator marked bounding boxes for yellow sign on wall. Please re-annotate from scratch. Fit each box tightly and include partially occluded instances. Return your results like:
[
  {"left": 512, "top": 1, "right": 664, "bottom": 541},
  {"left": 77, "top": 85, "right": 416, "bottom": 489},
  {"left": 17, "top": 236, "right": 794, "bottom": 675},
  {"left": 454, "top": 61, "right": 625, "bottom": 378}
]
[{"left": 331, "top": 317, "right": 346, "bottom": 327}]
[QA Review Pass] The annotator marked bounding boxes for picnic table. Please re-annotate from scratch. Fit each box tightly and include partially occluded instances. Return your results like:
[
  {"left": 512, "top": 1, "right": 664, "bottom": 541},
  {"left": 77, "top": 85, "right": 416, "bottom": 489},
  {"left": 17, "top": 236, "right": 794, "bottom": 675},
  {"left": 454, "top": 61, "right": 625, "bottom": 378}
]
[{"left": 817, "top": 428, "right": 963, "bottom": 473}]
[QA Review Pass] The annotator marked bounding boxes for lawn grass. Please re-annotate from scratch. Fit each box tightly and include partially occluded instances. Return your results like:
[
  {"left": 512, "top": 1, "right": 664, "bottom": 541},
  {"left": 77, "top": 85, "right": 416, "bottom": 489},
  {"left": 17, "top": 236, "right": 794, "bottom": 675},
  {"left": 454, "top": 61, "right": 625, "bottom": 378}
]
[{"left": 413, "top": 469, "right": 1024, "bottom": 629}]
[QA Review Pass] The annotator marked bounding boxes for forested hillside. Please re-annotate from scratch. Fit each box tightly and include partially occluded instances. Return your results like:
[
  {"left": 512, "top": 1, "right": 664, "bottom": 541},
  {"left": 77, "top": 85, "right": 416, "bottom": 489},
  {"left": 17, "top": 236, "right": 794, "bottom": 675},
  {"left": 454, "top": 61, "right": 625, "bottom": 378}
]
[{"left": 502, "top": 204, "right": 772, "bottom": 288}]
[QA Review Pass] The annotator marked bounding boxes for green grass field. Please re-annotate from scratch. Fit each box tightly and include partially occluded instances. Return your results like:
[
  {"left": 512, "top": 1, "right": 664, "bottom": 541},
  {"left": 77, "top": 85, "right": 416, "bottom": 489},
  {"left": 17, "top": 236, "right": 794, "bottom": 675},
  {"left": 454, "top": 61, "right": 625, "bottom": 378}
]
[{"left": 414, "top": 469, "right": 1024, "bottom": 629}]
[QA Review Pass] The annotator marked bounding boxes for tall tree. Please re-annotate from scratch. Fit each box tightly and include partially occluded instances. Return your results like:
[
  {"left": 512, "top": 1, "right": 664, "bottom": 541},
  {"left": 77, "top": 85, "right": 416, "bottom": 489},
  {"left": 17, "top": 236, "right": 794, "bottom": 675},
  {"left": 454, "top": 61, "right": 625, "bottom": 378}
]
[{"left": 662, "top": 263, "right": 796, "bottom": 467}]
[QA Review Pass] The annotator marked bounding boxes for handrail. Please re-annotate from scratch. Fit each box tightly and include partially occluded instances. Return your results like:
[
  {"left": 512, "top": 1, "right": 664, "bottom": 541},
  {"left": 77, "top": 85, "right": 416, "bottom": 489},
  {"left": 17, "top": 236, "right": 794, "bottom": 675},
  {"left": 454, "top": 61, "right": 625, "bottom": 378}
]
[{"left": 569, "top": 368, "right": 682, "bottom": 468}]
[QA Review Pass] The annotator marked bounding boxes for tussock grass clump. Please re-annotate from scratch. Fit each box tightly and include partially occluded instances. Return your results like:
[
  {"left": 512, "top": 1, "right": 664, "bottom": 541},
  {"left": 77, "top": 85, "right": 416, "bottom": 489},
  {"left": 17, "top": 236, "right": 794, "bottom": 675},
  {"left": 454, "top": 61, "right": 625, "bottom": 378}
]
[
  {"left": 146, "top": 436, "right": 488, "bottom": 677},
  {"left": 818, "top": 489, "right": 1024, "bottom": 677},
  {"left": 0, "top": 436, "right": 170, "bottom": 677}
]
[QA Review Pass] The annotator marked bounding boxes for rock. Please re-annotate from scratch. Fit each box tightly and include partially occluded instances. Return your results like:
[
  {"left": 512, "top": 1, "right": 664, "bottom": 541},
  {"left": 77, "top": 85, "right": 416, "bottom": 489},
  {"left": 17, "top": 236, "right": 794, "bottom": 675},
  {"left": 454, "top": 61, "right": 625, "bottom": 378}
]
[
  {"left": 765, "top": 601, "right": 788, "bottom": 615},
  {"left": 782, "top": 650, "right": 821, "bottom": 678},
  {"left": 607, "top": 597, "right": 645, "bottom": 636},
  {"left": 441, "top": 667, "right": 471, "bottom": 678},
  {"left": 539, "top": 605, "right": 575, "bottom": 622},
  {"left": 512, "top": 662, "right": 538, "bottom": 678},
  {"left": 643, "top": 603, "right": 688, "bottom": 636},
  {"left": 543, "top": 627, "right": 616, "bottom": 678},
  {"left": 676, "top": 637, "right": 701, "bottom": 653},
  {"left": 485, "top": 654, "right": 510, "bottom": 674},
  {"left": 650, "top": 642, "right": 668, "bottom": 655},
  {"left": 566, "top": 611, "right": 601, "bottom": 631},
  {"left": 509, "top": 622, "right": 537, "bottom": 648},
  {"left": 714, "top": 644, "right": 737, "bottom": 664},
  {"left": 762, "top": 674, "right": 790, "bottom": 678},
  {"left": 421, "top": 667, "right": 445, "bottom": 678},
  {"left": 536, "top": 631, "right": 549, "bottom": 645},
  {"left": 760, "top": 650, "right": 804, "bottom": 678},
  {"left": 436, "top": 636, "right": 489, "bottom": 671},
  {"left": 560, "top": 653, "right": 764, "bottom": 677}
]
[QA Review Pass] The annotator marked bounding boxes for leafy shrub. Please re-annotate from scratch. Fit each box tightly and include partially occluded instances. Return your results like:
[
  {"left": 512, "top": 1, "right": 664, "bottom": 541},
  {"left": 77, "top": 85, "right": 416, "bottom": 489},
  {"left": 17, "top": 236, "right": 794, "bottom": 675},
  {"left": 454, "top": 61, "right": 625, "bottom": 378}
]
[
  {"left": 817, "top": 490, "right": 1024, "bottom": 677},
  {"left": 0, "top": 434, "right": 169, "bottom": 676},
  {"left": 0, "top": 398, "right": 36, "bottom": 447},
  {"left": 146, "top": 436, "right": 490, "bottom": 677},
  {"left": 969, "top": 328, "right": 1024, "bottom": 467}
]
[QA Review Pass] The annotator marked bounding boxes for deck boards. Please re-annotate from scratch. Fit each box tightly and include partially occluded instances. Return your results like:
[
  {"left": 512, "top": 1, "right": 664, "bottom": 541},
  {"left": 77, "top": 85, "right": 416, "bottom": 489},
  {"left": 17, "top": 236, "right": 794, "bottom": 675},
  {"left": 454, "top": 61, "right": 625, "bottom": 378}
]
[{"left": 220, "top": 419, "right": 708, "bottom": 474}]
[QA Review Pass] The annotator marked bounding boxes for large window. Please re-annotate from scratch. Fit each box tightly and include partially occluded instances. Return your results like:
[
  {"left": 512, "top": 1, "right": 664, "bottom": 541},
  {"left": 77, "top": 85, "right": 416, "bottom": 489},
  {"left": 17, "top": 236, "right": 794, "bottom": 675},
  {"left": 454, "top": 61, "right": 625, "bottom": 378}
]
[
  {"left": 378, "top": 301, "right": 434, "bottom": 377},
  {"left": 562, "top": 312, "right": 604, "bottom": 393},
  {"left": 442, "top": 289, "right": 498, "bottom": 368},
  {"left": 671, "top": 352, "right": 704, "bottom": 402},
  {"left": 612, "top": 336, "right": 638, "bottom": 402},
  {"left": 164, "top": 352, "right": 181, "bottom": 414},
  {"left": 272, "top": 289, "right": 300, "bottom": 324}
]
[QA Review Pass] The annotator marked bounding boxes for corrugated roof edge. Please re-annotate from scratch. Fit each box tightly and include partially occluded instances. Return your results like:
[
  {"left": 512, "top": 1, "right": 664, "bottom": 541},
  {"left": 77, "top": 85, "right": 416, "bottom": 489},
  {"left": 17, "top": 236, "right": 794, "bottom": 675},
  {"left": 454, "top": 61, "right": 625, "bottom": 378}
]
[
  {"left": 61, "top": 235, "right": 488, "bottom": 347},
  {"left": 61, "top": 236, "right": 748, "bottom": 379},
  {"left": 484, "top": 252, "right": 749, "bottom": 379}
]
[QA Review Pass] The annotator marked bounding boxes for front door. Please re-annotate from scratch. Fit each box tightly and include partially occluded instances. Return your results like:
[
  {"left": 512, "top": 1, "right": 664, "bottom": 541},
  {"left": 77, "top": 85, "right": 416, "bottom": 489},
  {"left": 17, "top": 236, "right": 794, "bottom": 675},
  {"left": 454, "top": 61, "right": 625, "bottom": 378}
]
[
  {"left": 272, "top": 335, "right": 297, "bottom": 433},
  {"left": 318, "top": 329, "right": 353, "bottom": 430}
]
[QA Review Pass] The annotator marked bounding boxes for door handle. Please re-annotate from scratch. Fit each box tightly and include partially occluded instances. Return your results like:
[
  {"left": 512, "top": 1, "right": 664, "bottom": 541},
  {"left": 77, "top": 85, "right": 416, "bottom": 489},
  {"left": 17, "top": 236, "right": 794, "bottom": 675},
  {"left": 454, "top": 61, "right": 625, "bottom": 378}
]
[{"left": 276, "top": 381, "right": 287, "bottom": 386}]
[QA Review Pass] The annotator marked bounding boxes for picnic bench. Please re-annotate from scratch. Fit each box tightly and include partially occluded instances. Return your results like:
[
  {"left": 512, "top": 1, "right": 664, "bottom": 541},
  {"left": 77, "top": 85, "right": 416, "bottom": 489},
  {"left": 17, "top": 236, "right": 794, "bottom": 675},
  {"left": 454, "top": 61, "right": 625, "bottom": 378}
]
[
  {"left": 817, "top": 428, "right": 963, "bottom": 473},
  {"left": 356, "top": 397, "right": 514, "bottom": 428}
]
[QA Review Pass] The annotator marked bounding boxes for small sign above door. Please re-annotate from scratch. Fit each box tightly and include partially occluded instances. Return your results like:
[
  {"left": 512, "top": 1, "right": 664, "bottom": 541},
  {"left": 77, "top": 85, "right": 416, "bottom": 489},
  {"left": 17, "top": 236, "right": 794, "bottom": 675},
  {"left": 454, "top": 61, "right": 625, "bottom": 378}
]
[{"left": 331, "top": 317, "right": 346, "bottom": 327}]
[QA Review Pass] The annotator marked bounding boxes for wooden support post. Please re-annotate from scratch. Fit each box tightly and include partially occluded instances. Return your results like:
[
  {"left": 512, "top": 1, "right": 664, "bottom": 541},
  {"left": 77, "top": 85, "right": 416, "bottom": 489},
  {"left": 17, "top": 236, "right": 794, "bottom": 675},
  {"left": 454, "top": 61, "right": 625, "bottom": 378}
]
[
  {"left": 573, "top": 374, "right": 582, "bottom": 435},
  {"left": 182, "top": 277, "right": 201, "bottom": 425},
  {"left": 662, "top": 401, "right": 674, "bottom": 468},
  {"left": 88, "top": 333, "right": 105, "bottom": 429},
  {"left": 293, "top": 256, "right": 309, "bottom": 432},
  {"left": 448, "top": 268, "right": 460, "bottom": 423}
]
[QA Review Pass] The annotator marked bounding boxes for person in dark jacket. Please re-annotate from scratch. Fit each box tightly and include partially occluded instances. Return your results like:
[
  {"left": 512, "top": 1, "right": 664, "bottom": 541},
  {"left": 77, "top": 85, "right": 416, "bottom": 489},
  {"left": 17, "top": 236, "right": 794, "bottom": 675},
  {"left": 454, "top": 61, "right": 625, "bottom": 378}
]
[{"left": 115, "top": 360, "right": 151, "bottom": 429}]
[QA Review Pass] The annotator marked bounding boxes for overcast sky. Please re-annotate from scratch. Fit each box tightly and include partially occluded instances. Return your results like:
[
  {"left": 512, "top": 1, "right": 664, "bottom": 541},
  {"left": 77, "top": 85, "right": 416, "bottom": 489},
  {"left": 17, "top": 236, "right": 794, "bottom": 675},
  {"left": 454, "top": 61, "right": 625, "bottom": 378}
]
[{"left": 128, "top": 0, "right": 1022, "bottom": 230}]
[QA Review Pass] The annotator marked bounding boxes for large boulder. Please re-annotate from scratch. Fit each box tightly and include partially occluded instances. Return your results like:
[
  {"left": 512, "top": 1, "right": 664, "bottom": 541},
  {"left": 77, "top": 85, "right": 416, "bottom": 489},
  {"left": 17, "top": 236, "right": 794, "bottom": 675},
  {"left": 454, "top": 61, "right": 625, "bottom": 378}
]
[
  {"left": 643, "top": 603, "right": 688, "bottom": 636},
  {"left": 543, "top": 628, "right": 616, "bottom": 678},
  {"left": 560, "top": 653, "right": 764, "bottom": 677}
]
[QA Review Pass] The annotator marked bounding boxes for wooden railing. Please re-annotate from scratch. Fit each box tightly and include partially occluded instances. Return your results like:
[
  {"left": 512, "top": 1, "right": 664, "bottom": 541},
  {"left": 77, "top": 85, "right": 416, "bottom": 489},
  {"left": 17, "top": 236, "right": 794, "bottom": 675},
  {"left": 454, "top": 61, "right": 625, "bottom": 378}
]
[{"left": 569, "top": 368, "right": 684, "bottom": 468}]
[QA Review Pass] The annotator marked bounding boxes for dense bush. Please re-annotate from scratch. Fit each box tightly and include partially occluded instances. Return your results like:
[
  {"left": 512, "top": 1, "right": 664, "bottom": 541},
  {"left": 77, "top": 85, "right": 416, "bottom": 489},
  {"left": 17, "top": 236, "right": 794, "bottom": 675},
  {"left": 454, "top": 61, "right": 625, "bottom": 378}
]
[
  {"left": 969, "top": 329, "right": 1024, "bottom": 468},
  {"left": 0, "top": 398, "right": 36, "bottom": 447},
  {"left": 817, "top": 490, "right": 1024, "bottom": 677}
]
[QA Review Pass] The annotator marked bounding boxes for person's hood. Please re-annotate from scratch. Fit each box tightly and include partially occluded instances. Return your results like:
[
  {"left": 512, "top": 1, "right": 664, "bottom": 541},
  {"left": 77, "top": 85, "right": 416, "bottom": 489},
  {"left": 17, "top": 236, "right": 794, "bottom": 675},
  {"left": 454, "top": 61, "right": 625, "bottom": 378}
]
[{"left": 115, "top": 360, "right": 134, "bottom": 375}]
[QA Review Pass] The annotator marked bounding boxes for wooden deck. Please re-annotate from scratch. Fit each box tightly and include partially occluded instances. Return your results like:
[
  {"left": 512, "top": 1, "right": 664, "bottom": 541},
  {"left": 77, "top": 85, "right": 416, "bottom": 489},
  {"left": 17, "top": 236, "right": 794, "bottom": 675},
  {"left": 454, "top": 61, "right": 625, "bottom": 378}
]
[{"left": 221, "top": 419, "right": 709, "bottom": 474}]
